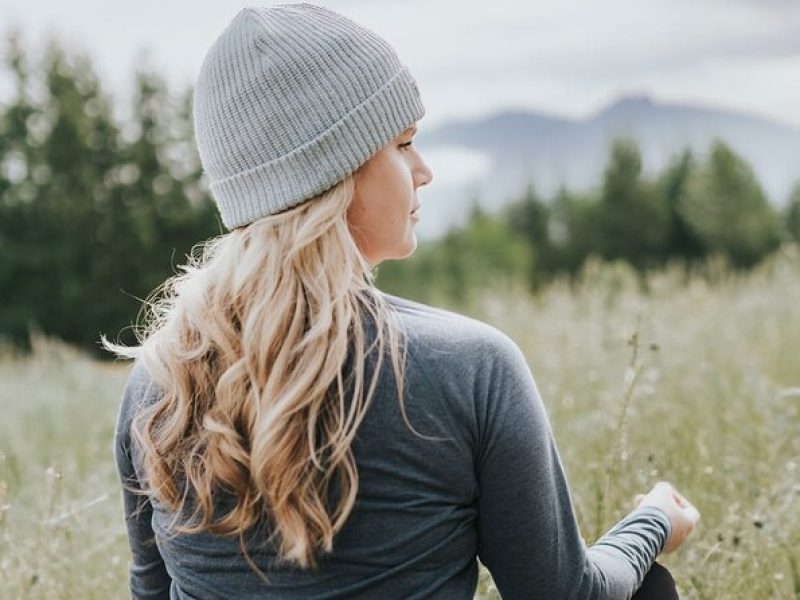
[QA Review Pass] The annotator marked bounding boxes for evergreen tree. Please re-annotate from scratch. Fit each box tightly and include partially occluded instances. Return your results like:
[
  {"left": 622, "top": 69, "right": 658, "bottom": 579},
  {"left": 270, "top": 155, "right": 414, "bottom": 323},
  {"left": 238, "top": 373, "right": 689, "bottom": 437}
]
[
  {"left": 784, "top": 181, "right": 800, "bottom": 243},
  {"left": 597, "top": 138, "right": 669, "bottom": 269},
  {"left": 548, "top": 186, "right": 604, "bottom": 275},
  {"left": 505, "top": 181, "right": 553, "bottom": 288},
  {"left": 680, "top": 140, "right": 780, "bottom": 267},
  {"left": 656, "top": 149, "right": 704, "bottom": 262},
  {"left": 0, "top": 30, "right": 40, "bottom": 347}
]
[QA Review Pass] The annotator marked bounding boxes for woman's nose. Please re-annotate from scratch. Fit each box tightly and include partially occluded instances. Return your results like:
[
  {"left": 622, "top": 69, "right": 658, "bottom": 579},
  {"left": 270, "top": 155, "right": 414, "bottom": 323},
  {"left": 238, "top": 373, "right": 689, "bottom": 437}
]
[{"left": 416, "top": 159, "right": 433, "bottom": 188}]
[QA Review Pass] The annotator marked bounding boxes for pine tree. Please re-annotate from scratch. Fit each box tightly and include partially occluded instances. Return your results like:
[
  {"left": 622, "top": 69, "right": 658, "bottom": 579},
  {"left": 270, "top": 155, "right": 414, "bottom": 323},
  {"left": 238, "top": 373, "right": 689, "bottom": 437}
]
[
  {"left": 680, "top": 140, "right": 780, "bottom": 267},
  {"left": 598, "top": 138, "right": 669, "bottom": 269}
]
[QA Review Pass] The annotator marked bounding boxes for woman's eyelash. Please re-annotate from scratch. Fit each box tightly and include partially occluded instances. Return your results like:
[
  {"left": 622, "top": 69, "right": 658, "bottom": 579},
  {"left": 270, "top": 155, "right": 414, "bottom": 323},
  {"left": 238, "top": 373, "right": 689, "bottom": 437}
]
[{"left": 399, "top": 141, "right": 413, "bottom": 150}]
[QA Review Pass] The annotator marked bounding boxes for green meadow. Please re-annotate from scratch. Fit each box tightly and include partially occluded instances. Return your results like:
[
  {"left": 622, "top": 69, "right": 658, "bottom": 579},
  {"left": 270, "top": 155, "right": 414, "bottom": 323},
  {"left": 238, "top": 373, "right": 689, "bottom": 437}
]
[{"left": 1, "top": 249, "right": 798, "bottom": 599}]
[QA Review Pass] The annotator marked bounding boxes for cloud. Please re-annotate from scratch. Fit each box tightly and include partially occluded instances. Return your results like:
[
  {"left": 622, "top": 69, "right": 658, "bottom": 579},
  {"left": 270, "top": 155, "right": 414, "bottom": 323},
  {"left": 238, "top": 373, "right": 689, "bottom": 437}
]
[
  {"left": 324, "top": 0, "right": 800, "bottom": 128},
  {"left": 2, "top": 0, "right": 797, "bottom": 129},
  {"left": 384, "top": 0, "right": 800, "bottom": 83}
]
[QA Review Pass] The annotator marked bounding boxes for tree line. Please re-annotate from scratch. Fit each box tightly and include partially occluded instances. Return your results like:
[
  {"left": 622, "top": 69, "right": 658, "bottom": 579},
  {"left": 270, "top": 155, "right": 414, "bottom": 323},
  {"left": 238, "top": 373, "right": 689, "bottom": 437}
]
[
  {"left": 377, "top": 138, "right": 800, "bottom": 302},
  {"left": 0, "top": 33, "right": 221, "bottom": 356},
  {"left": 1, "top": 33, "right": 798, "bottom": 357}
]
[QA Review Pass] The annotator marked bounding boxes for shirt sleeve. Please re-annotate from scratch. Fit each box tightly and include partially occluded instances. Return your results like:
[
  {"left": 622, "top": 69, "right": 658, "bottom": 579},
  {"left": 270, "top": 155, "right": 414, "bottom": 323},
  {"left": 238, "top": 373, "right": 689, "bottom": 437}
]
[
  {"left": 474, "top": 331, "right": 672, "bottom": 600},
  {"left": 113, "top": 361, "right": 173, "bottom": 599}
]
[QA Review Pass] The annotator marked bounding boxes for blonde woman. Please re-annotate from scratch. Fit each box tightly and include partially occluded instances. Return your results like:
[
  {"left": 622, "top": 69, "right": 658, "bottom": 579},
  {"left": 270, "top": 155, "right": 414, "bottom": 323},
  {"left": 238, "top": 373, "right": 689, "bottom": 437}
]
[{"left": 104, "top": 4, "right": 699, "bottom": 599}]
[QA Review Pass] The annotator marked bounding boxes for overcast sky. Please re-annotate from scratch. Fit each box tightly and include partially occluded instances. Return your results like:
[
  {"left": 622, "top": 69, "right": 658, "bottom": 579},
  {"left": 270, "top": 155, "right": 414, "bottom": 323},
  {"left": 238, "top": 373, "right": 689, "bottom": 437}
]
[{"left": 1, "top": 0, "right": 799, "bottom": 131}]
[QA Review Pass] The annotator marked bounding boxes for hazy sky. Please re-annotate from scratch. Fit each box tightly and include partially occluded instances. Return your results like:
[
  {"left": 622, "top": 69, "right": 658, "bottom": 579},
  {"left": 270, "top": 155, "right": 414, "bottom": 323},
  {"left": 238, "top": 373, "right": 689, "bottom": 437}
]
[{"left": 1, "top": 0, "right": 799, "bottom": 130}]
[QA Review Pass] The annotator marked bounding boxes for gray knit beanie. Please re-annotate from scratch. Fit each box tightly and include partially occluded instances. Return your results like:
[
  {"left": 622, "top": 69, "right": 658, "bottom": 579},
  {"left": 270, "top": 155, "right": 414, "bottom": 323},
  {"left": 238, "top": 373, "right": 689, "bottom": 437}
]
[{"left": 192, "top": 3, "right": 425, "bottom": 230}]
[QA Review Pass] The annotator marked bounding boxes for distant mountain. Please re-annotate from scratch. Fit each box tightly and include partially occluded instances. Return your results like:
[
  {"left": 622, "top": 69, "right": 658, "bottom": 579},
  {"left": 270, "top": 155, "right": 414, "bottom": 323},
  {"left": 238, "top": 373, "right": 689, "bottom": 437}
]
[{"left": 413, "top": 95, "right": 800, "bottom": 239}]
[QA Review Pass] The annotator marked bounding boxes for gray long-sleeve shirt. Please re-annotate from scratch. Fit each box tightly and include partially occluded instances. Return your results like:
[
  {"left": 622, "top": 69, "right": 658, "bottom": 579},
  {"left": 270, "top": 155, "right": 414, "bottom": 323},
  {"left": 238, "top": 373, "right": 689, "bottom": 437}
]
[{"left": 113, "top": 291, "right": 671, "bottom": 599}]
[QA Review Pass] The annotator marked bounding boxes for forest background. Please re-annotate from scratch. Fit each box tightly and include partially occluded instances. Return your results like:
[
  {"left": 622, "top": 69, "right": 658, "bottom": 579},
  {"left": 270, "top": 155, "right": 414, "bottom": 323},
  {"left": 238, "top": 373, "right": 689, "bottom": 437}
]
[{"left": 1, "top": 31, "right": 799, "bottom": 600}]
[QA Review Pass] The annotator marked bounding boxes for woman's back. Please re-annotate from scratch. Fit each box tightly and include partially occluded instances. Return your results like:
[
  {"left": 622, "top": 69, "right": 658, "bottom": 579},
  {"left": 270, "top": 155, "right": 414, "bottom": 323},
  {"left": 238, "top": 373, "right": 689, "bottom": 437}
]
[{"left": 115, "top": 292, "right": 672, "bottom": 599}]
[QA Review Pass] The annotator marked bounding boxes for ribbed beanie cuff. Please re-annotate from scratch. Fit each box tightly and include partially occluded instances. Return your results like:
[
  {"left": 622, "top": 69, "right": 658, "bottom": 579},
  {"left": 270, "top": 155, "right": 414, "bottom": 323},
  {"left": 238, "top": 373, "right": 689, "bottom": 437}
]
[{"left": 192, "top": 4, "right": 426, "bottom": 230}]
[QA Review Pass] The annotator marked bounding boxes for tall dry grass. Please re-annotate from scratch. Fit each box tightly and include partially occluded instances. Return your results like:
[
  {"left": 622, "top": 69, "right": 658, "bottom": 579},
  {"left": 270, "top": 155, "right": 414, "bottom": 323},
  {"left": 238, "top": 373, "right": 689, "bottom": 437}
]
[{"left": 1, "top": 246, "right": 798, "bottom": 599}]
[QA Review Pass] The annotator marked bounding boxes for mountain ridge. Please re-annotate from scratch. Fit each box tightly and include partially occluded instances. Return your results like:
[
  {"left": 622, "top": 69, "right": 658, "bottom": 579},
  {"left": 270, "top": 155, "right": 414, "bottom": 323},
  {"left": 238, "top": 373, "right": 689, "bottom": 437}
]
[{"left": 413, "top": 94, "right": 800, "bottom": 238}]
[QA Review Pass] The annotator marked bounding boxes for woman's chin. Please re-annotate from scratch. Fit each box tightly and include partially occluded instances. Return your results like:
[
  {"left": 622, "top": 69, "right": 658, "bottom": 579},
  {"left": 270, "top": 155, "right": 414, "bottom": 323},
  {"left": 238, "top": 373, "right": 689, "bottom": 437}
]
[{"left": 395, "top": 236, "right": 417, "bottom": 261}]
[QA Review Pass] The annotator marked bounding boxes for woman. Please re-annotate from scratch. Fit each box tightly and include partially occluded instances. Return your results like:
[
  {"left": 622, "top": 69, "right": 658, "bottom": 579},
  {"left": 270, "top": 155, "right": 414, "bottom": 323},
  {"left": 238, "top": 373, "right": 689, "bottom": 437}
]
[{"left": 104, "top": 4, "right": 699, "bottom": 599}]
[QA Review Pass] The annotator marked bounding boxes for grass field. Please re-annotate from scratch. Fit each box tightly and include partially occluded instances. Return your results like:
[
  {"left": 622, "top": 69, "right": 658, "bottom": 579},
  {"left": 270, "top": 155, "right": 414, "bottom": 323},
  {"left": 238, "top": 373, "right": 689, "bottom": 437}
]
[{"left": 1, "top": 247, "right": 799, "bottom": 599}]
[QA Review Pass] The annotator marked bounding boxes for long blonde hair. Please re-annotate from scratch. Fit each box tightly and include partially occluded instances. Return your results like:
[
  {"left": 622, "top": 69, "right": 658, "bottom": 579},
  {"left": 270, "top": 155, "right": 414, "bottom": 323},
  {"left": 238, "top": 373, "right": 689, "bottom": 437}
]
[{"left": 102, "top": 172, "right": 424, "bottom": 573}]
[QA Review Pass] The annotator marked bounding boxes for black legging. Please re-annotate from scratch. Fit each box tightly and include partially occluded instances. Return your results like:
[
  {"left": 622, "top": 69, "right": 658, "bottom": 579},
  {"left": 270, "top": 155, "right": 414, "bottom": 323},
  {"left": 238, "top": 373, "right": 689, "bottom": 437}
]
[{"left": 632, "top": 562, "right": 679, "bottom": 600}]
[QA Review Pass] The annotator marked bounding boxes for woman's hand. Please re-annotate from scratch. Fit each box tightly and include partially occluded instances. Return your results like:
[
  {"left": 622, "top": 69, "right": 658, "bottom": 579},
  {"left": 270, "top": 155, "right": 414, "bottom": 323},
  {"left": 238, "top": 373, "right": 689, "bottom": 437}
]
[{"left": 632, "top": 481, "right": 700, "bottom": 554}]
